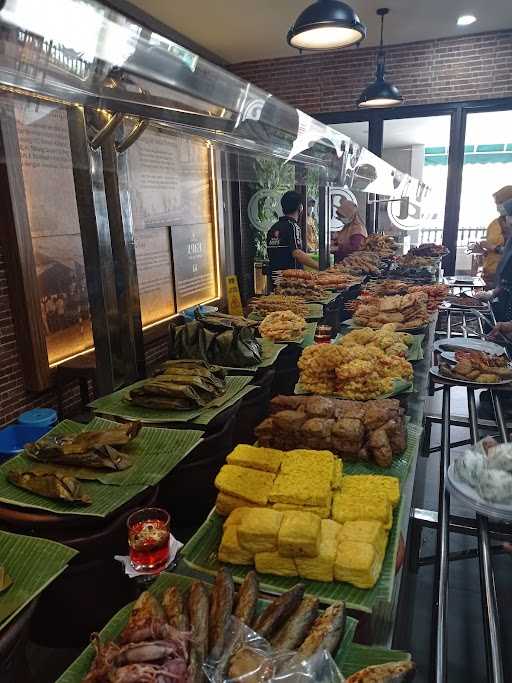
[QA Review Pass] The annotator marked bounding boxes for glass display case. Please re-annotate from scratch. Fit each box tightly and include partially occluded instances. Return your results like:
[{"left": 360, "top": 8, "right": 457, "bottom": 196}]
[{"left": 0, "top": 0, "right": 427, "bottom": 394}]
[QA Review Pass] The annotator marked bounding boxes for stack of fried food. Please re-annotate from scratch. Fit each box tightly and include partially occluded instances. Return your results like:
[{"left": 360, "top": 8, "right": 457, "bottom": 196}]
[
  {"left": 216, "top": 446, "right": 400, "bottom": 588},
  {"left": 409, "top": 283, "right": 449, "bottom": 313},
  {"left": 275, "top": 270, "right": 326, "bottom": 300},
  {"left": 248, "top": 294, "right": 308, "bottom": 318},
  {"left": 297, "top": 343, "right": 413, "bottom": 400},
  {"left": 336, "top": 251, "right": 382, "bottom": 276},
  {"left": 365, "top": 279, "right": 409, "bottom": 296},
  {"left": 397, "top": 253, "right": 436, "bottom": 268},
  {"left": 361, "top": 234, "right": 397, "bottom": 257},
  {"left": 353, "top": 291, "right": 430, "bottom": 330},
  {"left": 337, "top": 324, "right": 413, "bottom": 357},
  {"left": 410, "top": 242, "right": 449, "bottom": 257},
  {"left": 316, "top": 270, "right": 362, "bottom": 290},
  {"left": 82, "top": 568, "right": 348, "bottom": 683},
  {"left": 128, "top": 360, "right": 227, "bottom": 410},
  {"left": 255, "top": 395, "right": 407, "bottom": 467},
  {"left": 439, "top": 351, "right": 512, "bottom": 384},
  {"left": 260, "top": 310, "right": 306, "bottom": 342}
]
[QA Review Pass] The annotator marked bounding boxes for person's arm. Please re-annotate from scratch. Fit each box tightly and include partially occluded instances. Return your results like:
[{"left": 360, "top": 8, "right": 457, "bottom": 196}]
[
  {"left": 487, "top": 321, "right": 512, "bottom": 341},
  {"left": 292, "top": 249, "right": 319, "bottom": 269}
]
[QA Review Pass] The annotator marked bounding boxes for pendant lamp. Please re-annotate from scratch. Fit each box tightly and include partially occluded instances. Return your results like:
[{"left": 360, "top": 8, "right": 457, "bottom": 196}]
[
  {"left": 287, "top": 0, "right": 366, "bottom": 51},
  {"left": 358, "top": 8, "right": 402, "bottom": 108}
]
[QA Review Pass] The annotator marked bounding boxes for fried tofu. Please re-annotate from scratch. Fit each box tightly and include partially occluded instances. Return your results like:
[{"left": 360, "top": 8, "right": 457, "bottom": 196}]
[
  {"left": 341, "top": 475, "right": 400, "bottom": 508},
  {"left": 226, "top": 444, "right": 283, "bottom": 473},
  {"left": 270, "top": 473, "right": 331, "bottom": 507},
  {"left": 218, "top": 526, "right": 254, "bottom": 565},
  {"left": 338, "top": 520, "right": 388, "bottom": 558},
  {"left": 272, "top": 498, "right": 332, "bottom": 519},
  {"left": 332, "top": 459, "right": 343, "bottom": 489},
  {"left": 215, "top": 493, "right": 260, "bottom": 516},
  {"left": 255, "top": 551, "right": 297, "bottom": 577},
  {"left": 334, "top": 540, "right": 383, "bottom": 588},
  {"left": 223, "top": 508, "right": 251, "bottom": 529},
  {"left": 331, "top": 492, "right": 393, "bottom": 530},
  {"left": 215, "top": 465, "right": 275, "bottom": 506},
  {"left": 278, "top": 511, "right": 321, "bottom": 558},
  {"left": 296, "top": 519, "right": 342, "bottom": 582},
  {"left": 238, "top": 508, "right": 283, "bottom": 553}
]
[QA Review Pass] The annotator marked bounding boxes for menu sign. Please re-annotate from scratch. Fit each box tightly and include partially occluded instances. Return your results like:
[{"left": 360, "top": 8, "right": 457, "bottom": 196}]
[{"left": 170, "top": 223, "right": 218, "bottom": 311}]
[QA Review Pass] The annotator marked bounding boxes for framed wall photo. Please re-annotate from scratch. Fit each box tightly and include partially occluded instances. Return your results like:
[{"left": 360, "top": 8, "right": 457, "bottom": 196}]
[{"left": 170, "top": 222, "right": 219, "bottom": 311}]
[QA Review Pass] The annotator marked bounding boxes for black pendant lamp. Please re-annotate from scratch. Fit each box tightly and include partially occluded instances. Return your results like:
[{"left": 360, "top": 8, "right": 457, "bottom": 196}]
[
  {"left": 287, "top": 0, "right": 366, "bottom": 51},
  {"left": 358, "top": 8, "right": 402, "bottom": 108}
]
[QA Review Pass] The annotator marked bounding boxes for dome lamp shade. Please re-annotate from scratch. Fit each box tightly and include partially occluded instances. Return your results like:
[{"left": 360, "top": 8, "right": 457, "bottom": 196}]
[{"left": 287, "top": 0, "right": 367, "bottom": 51}]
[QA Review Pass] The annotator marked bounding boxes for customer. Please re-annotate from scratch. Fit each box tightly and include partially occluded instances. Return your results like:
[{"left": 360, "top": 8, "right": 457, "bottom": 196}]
[
  {"left": 306, "top": 198, "right": 319, "bottom": 252},
  {"left": 331, "top": 197, "right": 368, "bottom": 263},
  {"left": 471, "top": 185, "right": 512, "bottom": 286},
  {"left": 267, "top": 190, "right": 319, "bottom": 283}
]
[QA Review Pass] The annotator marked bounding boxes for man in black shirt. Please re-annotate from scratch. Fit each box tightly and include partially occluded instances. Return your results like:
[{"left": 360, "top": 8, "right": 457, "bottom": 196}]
[{"left": 267, "top": 191, "right": 319, "bottom": 284}]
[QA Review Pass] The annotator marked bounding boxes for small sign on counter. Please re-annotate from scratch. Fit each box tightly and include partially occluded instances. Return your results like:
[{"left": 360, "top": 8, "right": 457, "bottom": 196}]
[
  {"left": 170, "top": 222, "right": 218, "bottom": 311},
  {"left": 226, "top": 275, "right": 243, "bottom": 316}
]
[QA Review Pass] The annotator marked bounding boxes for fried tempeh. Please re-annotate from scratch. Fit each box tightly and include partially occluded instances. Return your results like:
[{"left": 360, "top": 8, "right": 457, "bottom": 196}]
[
  {"left": 233, "top": 570, "right": 259, "bottom": 627},
  {"left": 298, "top": 602, "right": 346, "bottom": 656},
  {"left": 252, "top": 584, "right": 305, "bottom": 639},
  {"left": 208, "top": 567, "right": 235, "bottom": 659},
  {"left": 271, "top": 596, "right": 319, "bottom": 651},
  {"left": 187, "top": 581, "right": 209, "bottom": 683},
  {"left": 162, "top": 585, "right": 189, "bottom": 633}
]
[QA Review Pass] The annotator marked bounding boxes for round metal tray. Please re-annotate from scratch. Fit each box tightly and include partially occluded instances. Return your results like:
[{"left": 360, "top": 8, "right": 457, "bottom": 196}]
[
  {"left": 447, "top": 462, "right": 512, "bottom": 521},
  {"left": 430, "top": 365, "right": 512, "bottom": 387},
  {"left": 433, "top": 337, "right": 506, "bottom": 355}
]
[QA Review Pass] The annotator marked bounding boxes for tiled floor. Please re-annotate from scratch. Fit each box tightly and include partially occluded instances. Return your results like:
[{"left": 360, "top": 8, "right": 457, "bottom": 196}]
[{"left": 19, "top": 387, "right": 512, "bottom": 682}]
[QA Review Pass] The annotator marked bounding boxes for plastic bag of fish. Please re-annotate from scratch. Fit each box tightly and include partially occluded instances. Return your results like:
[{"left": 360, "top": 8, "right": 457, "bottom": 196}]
[{"left": 204, "top": 615, "right": 344, "bottom": 683}]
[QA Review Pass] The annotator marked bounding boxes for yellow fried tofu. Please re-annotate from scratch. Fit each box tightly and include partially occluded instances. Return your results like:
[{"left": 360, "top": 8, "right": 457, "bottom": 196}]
[
  {"left": 215, "top": 493, "right": 260, "bottom": 516},
  {"left": 341, "top": 475, "right": 400, "bottom": 508},
  {"left": 218, "top": 526, "right": 254, "bottom": 565},
  {"left": 215, "top": 465, "right": 275, "bottom": 506},
  {"left": 280, "top": 449, "right": 335, "bottom": 475},
  {"left": 338, "top": 520, "right": 388, "bottom": 558},
  {"left": 227, "top": 444, "right": 283, "bottom": 473},
  {"left": 272, "top": 501, "right": 331, "bottom": 518},
  {"left": 277, "top": 510, "right": 321, "bottom": 558},
  {"left": 296, "top": 518, "right": 342, "bottom": 582},
  {"left": 270, "top": 473, "right": 331, "bottom": 507},
  {"left": 223, "top": 508, "right": 251, "bottom": 529},
  {"left": 255, "top": 551, "right": 297, "bottom": 577},
  {"left": 238, "top": 508, "right": 283, "bottom": 553},
  {"left": 331, "top": 492, "right": 393, "bottom": 530},
  {"left": 334, "top": 540, "right": 383, "bottom": 589},
  {"left": 332, "top": 458, "right": 343, "bottom": 490}
]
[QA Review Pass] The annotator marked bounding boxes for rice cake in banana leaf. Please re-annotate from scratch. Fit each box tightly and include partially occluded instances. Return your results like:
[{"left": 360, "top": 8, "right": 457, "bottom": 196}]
[
  {"left": 25, "top": 422, "right": 140, "bottom": 471},
  {"left": 7, "top": 470, "right": 91, "bottom": 506}
]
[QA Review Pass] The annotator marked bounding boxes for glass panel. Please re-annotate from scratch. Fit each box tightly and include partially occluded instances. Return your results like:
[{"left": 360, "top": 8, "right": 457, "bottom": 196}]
[
  {"left": 381, "top": 115, "right": 451, "bottom": 254},
  {"left": 456, "top": 110, "right": 512, "bottom": 280}
]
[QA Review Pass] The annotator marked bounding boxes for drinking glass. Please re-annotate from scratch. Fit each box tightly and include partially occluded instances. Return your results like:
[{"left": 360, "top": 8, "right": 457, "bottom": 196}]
[{"left": 127, "top": 507, "right": 170, "bottom": 572}]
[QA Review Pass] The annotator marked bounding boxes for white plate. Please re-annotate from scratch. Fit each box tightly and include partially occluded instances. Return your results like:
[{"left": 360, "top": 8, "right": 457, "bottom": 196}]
[
  {"left": 447, "top": 463, "right": 512, "bottom": 521},
  {"left": 434, "top": 337, "right": 506, "bottom": 355},
  {"left": 430, "top": 365, "right": 512, "bottom": 387}
]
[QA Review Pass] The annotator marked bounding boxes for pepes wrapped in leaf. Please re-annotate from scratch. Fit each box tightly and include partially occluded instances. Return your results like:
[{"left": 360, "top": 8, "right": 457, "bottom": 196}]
[
  {"left": 7, "top": 470, "right": 92, "bottom": 505},
  {"left": 24, "top": 422, "right": 141, "bottom": 471}
]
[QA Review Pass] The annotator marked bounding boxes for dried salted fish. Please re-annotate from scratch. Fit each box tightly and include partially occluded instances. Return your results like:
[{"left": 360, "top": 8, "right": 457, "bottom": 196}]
[
  {"left": 25, "top": 422, "right": 141, "bottom": 471},
  {"left": 0, "top": 565, "right": 12, "bottom": 593},
  {"left": 7, "top": 470, "right": 91, "bottom": 505}
]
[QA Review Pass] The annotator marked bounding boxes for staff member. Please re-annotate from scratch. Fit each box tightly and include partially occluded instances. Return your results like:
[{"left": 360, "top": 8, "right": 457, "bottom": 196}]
[
  {"left": 331, "top": 197, "right": 368, "bottom": 263},
  {"left": 472, "top": 185, "right": 512, "bottom": 286},
  {"left": 267, "top": 191, "right": 319, "bottom": 283}
]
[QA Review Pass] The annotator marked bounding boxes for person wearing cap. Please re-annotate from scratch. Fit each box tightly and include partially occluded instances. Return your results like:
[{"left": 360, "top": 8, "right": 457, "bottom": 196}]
[
  {"left": 331, "top": 197, "right": 368, "bottom": 263},
  {"left": 471, "top": 185, "right": 512, "bottom": 286}
]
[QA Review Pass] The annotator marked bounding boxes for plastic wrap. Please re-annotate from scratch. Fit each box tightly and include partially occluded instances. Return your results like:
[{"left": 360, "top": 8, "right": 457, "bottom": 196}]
[{"left": 204, "top": 616, "right": 344, "bottom": 683}]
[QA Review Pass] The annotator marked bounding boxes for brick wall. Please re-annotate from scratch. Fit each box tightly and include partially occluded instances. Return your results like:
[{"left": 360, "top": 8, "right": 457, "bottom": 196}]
[{"left": 230, "top": 30, "right": 512, "bottom": 114}]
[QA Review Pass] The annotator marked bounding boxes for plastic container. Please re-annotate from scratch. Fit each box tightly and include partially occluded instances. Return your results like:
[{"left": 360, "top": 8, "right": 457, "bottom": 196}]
[
  {"left": 17, "top": 408, "right": 57, "bottom": 428},
  {"left": 0, "top": 425, "right": 51, "bottom": 458}
]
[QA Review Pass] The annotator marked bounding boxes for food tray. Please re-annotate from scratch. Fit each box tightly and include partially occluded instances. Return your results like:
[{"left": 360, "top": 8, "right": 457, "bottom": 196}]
[
  {"left": 89, "top": 375, "right": 255, "bottom": 424},
  {"left": 182, "top": 493, "right": 407, "bottom": 614},
  {"left": 56, "top": 571, "right": 358, "bottom": 682},
  {"left": 433, "top": 338, "right": 506, "bottom": 355},
  {"left": 430, "top": 365, "right": 512, "bottom": 387},
  {"left": 447, "top": 462, "right": 512, "bottom": 521},
  {"left": 294, "top": 378, "right": 413, "bottom": 400},
  {"left": 0, "top": 530, "right": 77, "bottom": 631},
  {"left": 341, "top": 643, "right": 413, "bottom": 678}
]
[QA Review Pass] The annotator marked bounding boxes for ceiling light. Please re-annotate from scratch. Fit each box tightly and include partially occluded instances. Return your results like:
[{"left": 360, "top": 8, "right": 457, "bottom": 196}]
[
  {"left": 287, "top": 0, "right": 366, "bottom": 51},
  {"left": 457, "top": 14, "right": 477, "bottom": 26},
  {"left": 358, "top": 8, "right": 403, "bottom": 109}
]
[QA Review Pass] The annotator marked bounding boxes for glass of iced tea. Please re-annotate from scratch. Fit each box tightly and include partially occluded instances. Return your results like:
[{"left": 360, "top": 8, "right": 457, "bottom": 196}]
[{"left": 127, "top": 507, "right": 170, "bottom": 572}]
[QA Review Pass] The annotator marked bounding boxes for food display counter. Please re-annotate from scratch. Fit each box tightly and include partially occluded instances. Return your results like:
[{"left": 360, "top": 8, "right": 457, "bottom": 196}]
[{"left": 0, "top": 2, "right": 510, "bottom": 682}]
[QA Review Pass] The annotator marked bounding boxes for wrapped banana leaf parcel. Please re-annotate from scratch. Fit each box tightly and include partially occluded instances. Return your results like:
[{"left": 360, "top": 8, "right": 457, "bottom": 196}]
[
  {"left": 24, "top": 421, "right": 141, "bottom": 471},
  {"left": 168, "top": 312, "right": 262, "bottom": 367},
  {"left": 128, "top": 360, "right": 228, "bottom": 410},
  {"left": 7, "top": 470, "right": 91, "bottom": 505}
]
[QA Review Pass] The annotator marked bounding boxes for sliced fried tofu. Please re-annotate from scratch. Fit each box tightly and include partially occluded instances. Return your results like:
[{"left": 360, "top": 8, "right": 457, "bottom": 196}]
[
  {"left": 218, "top": 526, "right": 254, "bottom": 565},
  {"left": 255, "top": 551, "right": 297, "bottom": 577},
  {"left": 215, "top": 465, "right": 275, "bottom": 505},
  {"left": 238, "top": 508, "right": 283, "bottom": 553},
  {"left": 296, "top": 519, "right": 342, "bottom": 582},
  {"left": 278, "top": 510, "right": 321, "bottom": 558}
]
